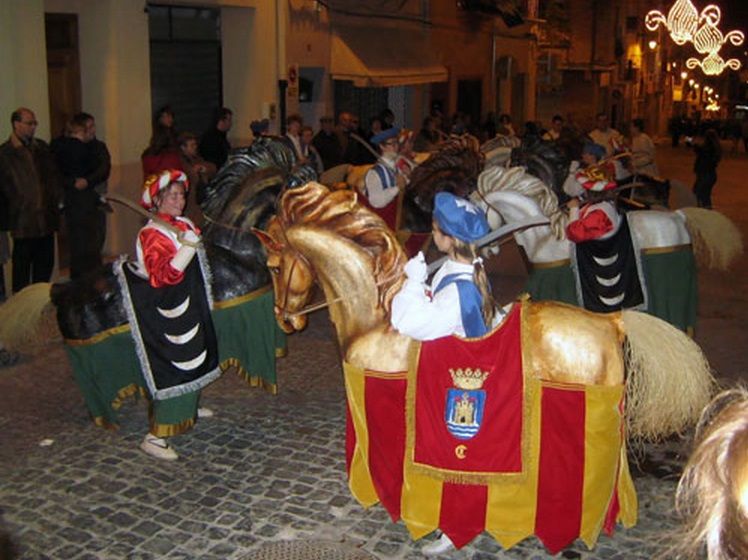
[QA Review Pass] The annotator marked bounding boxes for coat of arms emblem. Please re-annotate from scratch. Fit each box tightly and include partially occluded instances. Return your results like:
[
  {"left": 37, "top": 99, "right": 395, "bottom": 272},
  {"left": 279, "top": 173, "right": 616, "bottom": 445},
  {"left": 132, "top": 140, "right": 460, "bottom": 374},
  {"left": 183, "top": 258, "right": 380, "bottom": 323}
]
[{"left": 445, "top": 367, "right": 489, "bottom": 440}]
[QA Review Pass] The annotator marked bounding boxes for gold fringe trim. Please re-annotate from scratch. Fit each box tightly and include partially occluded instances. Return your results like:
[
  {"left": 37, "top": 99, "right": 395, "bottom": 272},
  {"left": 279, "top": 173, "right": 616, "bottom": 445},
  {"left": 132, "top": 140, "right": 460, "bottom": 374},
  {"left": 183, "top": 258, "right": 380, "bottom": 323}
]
[
  {"left": 404, "top": 301, "right": 534, "bottom": 485},
  {"left": 111, "top": 383, "right": 148, "bottom": 411},
  {"left": 529, "top": 258, "right": 571, "bottom": 270},
  {"left": 149, "top": 416, "right": 195, "bottom": 438},
  {"left": 275, "top": 347, "right": 287, "bottom": 358},
  {"left": 220, "top": 357, "right": 278, "bottom": 395},
  {"left": 641, "top": 243, "right": 691, "bottom": 256},
  {"left": 212, "top": 284, "right": 272, "bottom": 310},
  {"left": 92, "top": 416, "right": 120, "bottom": 431},
  {"left": 64, "top": 324, "right": 131, "bottom": 346},
  {"left": 91, "top": 384, "right": 149, "bottom": 430}
]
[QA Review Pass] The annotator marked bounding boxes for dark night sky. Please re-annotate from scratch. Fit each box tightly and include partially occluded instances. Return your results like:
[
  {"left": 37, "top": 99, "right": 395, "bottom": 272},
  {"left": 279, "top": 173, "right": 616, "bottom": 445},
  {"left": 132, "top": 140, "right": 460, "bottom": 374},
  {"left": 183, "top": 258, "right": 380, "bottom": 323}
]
[{"left": 721, "top": 0, "right": 748, "bottom": 33}]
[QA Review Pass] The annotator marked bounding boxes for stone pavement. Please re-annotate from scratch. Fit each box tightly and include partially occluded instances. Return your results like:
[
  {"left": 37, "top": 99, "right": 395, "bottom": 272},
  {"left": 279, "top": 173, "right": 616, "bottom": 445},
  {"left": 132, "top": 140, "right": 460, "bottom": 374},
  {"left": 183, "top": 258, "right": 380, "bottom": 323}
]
[{"left": 0, "top": 143, "right": 746, "bottom": 559}]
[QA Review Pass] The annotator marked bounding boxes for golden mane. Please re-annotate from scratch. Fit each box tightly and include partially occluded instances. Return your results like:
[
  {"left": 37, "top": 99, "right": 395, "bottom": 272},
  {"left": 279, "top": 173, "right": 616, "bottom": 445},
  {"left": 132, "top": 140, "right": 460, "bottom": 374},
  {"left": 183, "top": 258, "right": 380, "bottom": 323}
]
[{"left": 276, "top": 182, "right": 406, "bottom": 311}]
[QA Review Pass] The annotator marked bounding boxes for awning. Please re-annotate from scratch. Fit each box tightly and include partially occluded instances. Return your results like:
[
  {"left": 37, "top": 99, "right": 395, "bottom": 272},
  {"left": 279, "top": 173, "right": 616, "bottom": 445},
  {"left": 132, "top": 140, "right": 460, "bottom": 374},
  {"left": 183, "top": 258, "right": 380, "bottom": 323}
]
[{"left": 331, "top": 26, "right": 448, "bottom": 88}]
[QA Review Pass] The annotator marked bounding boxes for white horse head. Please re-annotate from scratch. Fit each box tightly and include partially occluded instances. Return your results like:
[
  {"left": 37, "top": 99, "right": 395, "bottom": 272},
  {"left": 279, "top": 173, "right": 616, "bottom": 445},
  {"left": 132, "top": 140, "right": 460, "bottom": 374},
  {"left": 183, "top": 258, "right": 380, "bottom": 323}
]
[
  {"left": 473, "top": 166, "right": 572, "bottom": 263},
  {"left": 472, "top": 164, "right": 702, "bottom": 264}
]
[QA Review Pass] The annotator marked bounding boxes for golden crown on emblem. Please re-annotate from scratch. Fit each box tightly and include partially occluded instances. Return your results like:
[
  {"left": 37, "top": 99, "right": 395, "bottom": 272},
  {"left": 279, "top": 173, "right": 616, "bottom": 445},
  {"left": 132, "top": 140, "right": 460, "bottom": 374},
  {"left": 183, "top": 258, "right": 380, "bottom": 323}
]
[{"left": 449, "top": 368, "right": 489, "bottom": 390}]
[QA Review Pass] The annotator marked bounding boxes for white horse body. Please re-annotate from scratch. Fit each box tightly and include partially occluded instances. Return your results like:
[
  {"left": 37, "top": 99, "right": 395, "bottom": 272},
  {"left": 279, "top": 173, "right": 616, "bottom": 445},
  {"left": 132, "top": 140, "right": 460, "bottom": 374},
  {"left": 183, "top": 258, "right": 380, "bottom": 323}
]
[{"left": 475, "top": 167, "right": 691, "bottom": 264}]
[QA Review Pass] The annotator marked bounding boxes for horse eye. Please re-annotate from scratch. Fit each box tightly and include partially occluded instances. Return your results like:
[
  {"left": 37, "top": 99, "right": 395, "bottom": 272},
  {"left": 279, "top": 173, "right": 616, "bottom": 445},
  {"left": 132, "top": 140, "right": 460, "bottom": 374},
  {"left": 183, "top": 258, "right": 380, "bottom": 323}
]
[{"left": 268, "top": 266, "right": 280, "bottom": 275}]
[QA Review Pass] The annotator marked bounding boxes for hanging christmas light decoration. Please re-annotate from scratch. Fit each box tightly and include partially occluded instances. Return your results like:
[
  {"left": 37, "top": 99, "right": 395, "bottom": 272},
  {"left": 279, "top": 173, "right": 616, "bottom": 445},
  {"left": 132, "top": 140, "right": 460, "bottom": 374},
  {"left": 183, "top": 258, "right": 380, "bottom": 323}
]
[
  {"left": 686, "top": 52, "right": 742, "bottom": 75},
  {"left": 691, "top": 9, "right": 744, "bottom": 54},
  {"left": 645, "top": 0, "right": 699, "bottom": 45},
  {"left": 646, "top": 0, "right": 745, "bottom": 76}
]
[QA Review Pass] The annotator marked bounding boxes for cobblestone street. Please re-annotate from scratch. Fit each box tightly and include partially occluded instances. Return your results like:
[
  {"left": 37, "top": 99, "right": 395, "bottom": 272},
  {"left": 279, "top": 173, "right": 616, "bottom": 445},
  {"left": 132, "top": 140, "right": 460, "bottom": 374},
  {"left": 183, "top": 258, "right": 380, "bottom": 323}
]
[{"left": 0, "top": 142, "right": 746, "bottom": 559}]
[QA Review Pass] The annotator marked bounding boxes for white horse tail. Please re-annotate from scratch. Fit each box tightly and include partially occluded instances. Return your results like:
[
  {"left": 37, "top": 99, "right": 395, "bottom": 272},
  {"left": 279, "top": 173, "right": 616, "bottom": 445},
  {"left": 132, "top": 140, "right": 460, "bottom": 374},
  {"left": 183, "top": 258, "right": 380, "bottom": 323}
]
[
  {"left": 0, "top": 283, "right": 55, "bottom": 350},
  {"left": 678, "top": 207, "right": 743, "bottom": 270},
  {"left": 620, "top": 309, "right": 716, "bottom": 440}
]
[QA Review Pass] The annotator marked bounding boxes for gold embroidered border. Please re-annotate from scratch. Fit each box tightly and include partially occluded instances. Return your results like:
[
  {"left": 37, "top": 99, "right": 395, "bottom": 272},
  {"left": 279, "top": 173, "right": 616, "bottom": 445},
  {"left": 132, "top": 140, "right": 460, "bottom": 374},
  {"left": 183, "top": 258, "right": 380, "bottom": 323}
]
[
  {"left": 149, "top": 417, "right": 195, "bottom": 438},
  {"left": 111, "top": 383, "right": 148, "bottom": 411},
  {"left": 64, "top": 324, "right": 131, "bottom": 346},
  {"left": 220, "top": 358, "right": 278, "bottom": 395},
  {"left": 212, "top": 284, "right": 272, "bottom": 310},
  {"left": 405, "top": 300, "right": 535, "bottom": 485},
  {"left": 276, "top": 347, "right": 287, "bottom": 358},
  {"left": 641, "top": 243, "right": 691, "bottom": 256},
  {"left": 530, "top": 258, "right": 571, "bottom": 270}
]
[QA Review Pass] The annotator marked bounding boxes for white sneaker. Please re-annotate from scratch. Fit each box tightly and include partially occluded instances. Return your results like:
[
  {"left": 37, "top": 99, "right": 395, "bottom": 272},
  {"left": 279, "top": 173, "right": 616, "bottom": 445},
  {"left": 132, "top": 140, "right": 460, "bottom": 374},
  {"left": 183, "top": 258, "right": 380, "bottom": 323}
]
[
  {"left": 197, "top": 407, "right": 214, "bottom": 418},
  {"left": 140, "top": 433, "right": 178, "bottom": 461},
  {"left": 421, "top": 532, "right": 455, "bottom": 556}
]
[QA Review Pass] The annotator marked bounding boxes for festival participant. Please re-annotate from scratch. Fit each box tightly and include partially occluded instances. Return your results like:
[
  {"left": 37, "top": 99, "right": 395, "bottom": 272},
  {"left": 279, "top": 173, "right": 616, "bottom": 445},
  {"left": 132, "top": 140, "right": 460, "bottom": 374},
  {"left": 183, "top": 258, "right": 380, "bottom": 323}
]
[
  {"left": 394, "top": 129, "right": 416, "bottom": 178},
  {"left": 565, "top": 160, "right": 620, "bottom": 243},
  {"left": 391, "top": 192, "right": 496, "bottom": 341},
  {"left": 391, "top": 192, "right": 496, "bottom": 554},
  {"left": 565, "top": 158, "right": 646, "bottom": 313},
  {"left": 361, "top": 127, "right": 404, "bottom": 230},
  {"left": 131, "top": 170, "right": 217, "bottom": 460},
  {"left": 562, "top": 142, "right": 613, "bottom": 199}
]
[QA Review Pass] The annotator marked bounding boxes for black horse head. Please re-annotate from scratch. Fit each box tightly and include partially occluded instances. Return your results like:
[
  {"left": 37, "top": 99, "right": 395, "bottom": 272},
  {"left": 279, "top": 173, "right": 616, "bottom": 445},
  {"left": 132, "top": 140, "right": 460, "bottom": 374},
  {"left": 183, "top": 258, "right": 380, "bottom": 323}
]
[
  {"left": 404, "top": 142, "right": 484, "bottom": 231},
  {"left": 510, "top": 137, "right": 572, "bottom": 203},
  {"left": 53, "top": 137, "right": 317, "bottom": 340}
]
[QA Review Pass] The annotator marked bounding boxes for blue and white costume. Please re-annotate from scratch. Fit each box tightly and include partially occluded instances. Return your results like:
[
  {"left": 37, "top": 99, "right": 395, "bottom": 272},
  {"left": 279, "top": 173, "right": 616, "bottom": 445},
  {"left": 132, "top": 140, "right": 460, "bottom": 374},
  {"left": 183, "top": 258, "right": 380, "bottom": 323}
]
[
  {"left": 391, "top": 258, "right": 487, "bottom": 340},
  {"left": 391, "top": 192, "right": 493, "bottom": 341}
]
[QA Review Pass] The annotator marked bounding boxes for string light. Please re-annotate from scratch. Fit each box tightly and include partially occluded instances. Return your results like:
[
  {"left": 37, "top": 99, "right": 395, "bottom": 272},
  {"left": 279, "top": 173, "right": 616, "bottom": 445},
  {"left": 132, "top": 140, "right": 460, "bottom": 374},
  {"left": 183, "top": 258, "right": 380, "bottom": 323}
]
[{"left": 681, "top": 71, "right": 688, "bottom": 79}]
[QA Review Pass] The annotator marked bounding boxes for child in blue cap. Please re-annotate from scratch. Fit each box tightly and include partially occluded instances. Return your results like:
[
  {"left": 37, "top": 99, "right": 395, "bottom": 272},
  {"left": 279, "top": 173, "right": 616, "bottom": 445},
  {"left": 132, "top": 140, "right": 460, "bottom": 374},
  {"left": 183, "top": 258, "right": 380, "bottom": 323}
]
[{"left": 391, "top": 191, "right": 496, "bottom": 341}]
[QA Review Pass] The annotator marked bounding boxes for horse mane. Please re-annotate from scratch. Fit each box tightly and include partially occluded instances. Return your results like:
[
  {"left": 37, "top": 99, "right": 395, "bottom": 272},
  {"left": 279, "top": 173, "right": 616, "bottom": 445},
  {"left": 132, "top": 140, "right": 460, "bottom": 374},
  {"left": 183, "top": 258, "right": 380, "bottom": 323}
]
[
  {"left": 202, "top": 137, "right": 317, "bottom": 218},
  {"left": 407, "top": 139, "right": 484, "bottom": 207},
  {"left": 477, "top": 165, "right": 569, "bottom": 239},
  {"left": 277, "top": 182, "right": 406, "bottom": 311},
  {"left": 665, "top": 386, "right": 748, "bottom": 560}
]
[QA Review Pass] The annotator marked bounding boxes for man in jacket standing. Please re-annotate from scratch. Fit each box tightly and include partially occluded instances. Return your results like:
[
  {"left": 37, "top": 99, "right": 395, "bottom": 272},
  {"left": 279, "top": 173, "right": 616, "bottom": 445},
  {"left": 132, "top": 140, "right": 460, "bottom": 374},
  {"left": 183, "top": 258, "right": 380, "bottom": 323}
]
[{"left": 0, "top": 108, "right": 61, "bottom": 292}]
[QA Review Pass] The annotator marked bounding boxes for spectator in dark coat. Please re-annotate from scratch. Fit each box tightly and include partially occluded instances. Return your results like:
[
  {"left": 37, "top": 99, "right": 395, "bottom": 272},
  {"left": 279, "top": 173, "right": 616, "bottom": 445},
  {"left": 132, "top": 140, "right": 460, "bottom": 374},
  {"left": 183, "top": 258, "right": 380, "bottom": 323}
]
[
  {"left": 51, "top": 113, "right": 110, "bottom": 278},
  {"left": 689, "top": 129, "right": 722, "bottom": 209},
  {"left": 0, "top": 108, "right": 62, "bottom": 292},
  {"left": 312, "top": 116, "right": 342, "bottom": 170},
  {"left": 199, "top": 107, "right": 233, "bottom": 169}
]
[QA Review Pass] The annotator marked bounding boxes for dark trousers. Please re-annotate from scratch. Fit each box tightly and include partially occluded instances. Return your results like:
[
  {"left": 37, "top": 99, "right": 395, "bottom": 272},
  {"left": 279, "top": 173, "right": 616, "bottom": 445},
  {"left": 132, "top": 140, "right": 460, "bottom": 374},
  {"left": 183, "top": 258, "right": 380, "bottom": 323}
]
[
  {"left": 0, "top": 263, "right": 5, "bottom": 301},
  {"left": 66, "top": 208, "right": 105, "bottom": 280},
  {"left": 12, "top": 234, "right": 55, "bottom": 293},
  {"left": 693, "top": 170, "right": 717, "bottom": 209}
]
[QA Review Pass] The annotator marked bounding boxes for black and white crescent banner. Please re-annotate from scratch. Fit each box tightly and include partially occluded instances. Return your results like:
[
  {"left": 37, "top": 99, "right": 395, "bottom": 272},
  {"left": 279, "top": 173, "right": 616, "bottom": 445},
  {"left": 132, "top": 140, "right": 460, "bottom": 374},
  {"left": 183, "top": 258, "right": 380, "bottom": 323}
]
[
  {"left": 114, "top": 252, "right": 220, "bottom": 400},
  {"left": 571, "top": 215, "right": 647, "bottom": 313}
]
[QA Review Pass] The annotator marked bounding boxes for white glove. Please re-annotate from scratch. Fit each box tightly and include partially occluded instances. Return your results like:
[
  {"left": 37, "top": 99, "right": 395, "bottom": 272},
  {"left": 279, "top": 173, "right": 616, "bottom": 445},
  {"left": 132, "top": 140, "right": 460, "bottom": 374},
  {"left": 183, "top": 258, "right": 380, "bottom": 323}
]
[
  {"left": 403, "top": 251, "right": 427, "bottom": 283},
  {"left": 179, "top": 229, "right": 201, "bottom": 247},
  {"left": 170, "top": 244, "right": 197, "bottom": 272}
]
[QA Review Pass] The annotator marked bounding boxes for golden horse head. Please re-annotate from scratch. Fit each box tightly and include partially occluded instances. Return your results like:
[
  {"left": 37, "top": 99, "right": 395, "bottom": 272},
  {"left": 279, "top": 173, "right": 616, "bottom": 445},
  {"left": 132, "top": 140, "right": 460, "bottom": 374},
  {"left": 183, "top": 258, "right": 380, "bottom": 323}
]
[{"left": 254, "top": 182, "right": 407, "bottom": 339}]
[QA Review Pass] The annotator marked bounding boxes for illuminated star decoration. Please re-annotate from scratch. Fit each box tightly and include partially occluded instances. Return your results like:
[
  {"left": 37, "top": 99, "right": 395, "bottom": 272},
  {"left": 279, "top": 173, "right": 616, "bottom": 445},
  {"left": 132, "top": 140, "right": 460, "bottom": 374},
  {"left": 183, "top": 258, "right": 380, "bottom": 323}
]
[{"left": 646, "top": 0, "right": 745, "bottom": 76}]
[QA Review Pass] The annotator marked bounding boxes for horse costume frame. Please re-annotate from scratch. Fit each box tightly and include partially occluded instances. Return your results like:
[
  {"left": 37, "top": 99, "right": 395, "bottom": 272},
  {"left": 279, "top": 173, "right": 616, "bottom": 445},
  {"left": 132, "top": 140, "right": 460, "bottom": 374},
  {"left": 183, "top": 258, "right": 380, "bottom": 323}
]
[{"left": 255, "top": 182, "right": 715, "bottom": 553}]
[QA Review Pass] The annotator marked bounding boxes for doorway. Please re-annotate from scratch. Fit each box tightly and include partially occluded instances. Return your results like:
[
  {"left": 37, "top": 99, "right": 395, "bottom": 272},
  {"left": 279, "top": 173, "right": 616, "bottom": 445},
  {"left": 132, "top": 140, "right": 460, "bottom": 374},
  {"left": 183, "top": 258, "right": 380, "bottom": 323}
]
[
  {"left": 457, "top": 79, "right": 482, "bottom": 130},
  {"left": 46, "top": 13, "right": 82, "bottom": 272},
  {"left": 148, "top": 4, "right": 223, "bottom": 136},
  {"left": 45, "top": 13, "right": 82, "bottom": 140}
]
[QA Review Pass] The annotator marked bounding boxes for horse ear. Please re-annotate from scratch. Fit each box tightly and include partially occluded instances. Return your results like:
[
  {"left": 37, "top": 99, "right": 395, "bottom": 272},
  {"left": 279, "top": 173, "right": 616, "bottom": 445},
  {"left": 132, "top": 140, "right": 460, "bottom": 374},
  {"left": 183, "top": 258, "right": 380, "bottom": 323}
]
[{"left": 252, "top": 228, "right": 282, "bottom": 252}]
